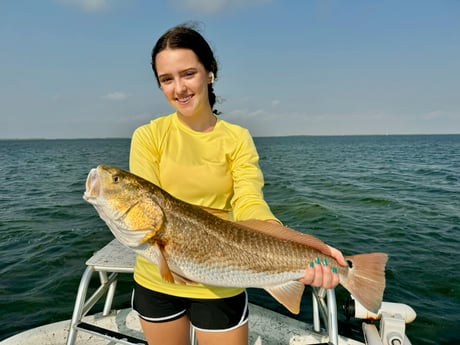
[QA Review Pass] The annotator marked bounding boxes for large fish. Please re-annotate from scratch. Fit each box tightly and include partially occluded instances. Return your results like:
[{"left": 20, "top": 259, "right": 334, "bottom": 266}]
[{"left": 83, "top": 165, "right": 387, "bottom": 314}]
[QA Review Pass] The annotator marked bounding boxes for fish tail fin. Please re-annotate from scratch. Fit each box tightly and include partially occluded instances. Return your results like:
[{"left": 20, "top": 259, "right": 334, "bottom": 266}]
[{"left": 340, "top": 253, "right": 388, "bottom": 313}]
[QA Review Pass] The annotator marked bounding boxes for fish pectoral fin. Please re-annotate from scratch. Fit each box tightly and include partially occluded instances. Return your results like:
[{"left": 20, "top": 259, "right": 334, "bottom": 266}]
[
  {"left": 264, "top": 281, "right": 305, "bottom": 315},
  {"left": 156, "top": 245, "right": 197, "bottom": 285},
  {"left": 171, "top": 272, "right": 198, "bottom": 286},
  {"left": 157, "top": 244, "right": 175, "bottom": 284}
]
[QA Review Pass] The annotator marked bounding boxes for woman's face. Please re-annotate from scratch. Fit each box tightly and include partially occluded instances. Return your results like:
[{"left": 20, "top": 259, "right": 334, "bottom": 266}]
[{"left": 155, "top": 48, "right": 212, "bottom": 118}]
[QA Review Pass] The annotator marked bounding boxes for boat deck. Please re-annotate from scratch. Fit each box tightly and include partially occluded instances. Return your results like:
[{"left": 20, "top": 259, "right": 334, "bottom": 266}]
[{"left": 1, "top": 239, "right": 363, "bottom": 345}]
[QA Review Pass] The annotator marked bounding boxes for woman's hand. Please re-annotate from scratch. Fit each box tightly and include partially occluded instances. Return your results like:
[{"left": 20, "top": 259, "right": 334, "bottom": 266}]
[{"left": 299, "top": 245, "right": 346, "bottom": 289}]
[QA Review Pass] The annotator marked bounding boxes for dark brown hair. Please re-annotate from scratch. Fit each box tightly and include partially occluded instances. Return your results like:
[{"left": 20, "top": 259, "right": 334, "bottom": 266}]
[{"left": 151, "top": 23, "right": 220, "bottom": 114}]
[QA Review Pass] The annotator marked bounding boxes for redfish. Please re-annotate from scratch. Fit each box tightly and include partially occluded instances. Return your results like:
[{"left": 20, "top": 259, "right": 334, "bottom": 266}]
[{"left": 83, "top": 165, "right": 387, "bottom": 314}]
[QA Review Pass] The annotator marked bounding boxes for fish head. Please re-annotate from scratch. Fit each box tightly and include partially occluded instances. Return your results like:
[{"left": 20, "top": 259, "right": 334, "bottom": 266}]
[{"left": 83, "top": 165, "right": 165, "bottom": 247}]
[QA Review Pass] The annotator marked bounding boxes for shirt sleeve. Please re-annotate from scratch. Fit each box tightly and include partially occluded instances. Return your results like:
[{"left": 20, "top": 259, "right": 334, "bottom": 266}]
[
  {"left": 230, "top": 129, "right": 280, "bottom": 223},
  {"left": 129, "top": 124, "right": 160, "bottom": 185}
]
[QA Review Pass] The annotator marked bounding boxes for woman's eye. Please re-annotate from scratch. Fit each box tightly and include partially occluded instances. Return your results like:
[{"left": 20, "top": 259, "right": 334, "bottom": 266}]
[
  {"left": 184, "top": 70, "right": 196, "bottom": 78},
  {"left": 160, "top": 77, "right": 172, "bottom": 84}
]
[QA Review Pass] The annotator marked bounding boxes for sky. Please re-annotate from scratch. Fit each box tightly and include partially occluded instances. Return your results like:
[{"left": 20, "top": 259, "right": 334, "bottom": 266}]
[{"left": 1, "top": 0, "right": 459, "bottom": 139}]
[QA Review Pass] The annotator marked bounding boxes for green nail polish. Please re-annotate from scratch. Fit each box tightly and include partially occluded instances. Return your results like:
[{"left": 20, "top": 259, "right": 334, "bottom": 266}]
[
  {"left": 332, "top": 267, "right": 337, "bottom": 274},
  {"left": 314, "top": 257, "right": 320, "bottom": 264},
  {"left": 322, "top": 258, "right": 328, "bottom": 266},
  {"left": 309, "top": 262, "right": 314, "bottom": 268}
]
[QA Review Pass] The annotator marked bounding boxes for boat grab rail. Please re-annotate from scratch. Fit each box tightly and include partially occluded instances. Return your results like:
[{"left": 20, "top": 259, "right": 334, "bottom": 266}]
[{"left": 312, "top": 287, "right": 339, "bottom": 345}]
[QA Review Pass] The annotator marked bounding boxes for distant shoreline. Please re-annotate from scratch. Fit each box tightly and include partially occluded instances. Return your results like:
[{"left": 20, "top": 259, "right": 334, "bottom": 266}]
[{"left": 1, "top": 133, "right": 459, "bottom": 141}]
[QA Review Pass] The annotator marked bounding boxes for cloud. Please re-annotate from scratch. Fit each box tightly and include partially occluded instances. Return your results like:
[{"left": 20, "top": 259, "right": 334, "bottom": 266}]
[
  {"left": 103, "top": 91, "right": 128, "bottom": 101},
  {"left": 423, "top": 110, "right": 458, "bottom": 120},
  {"left": 224, "top": 106, "right": 402, "bottom": 137},
  {"left": 56, "top": 0, "right": 112, "bottom": 12},
  {"left": 171, "top": 0, "right": 272, "bottom": 15}
]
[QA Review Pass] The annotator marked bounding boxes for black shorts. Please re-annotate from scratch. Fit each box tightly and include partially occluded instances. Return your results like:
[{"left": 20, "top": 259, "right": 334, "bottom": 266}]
[{"left": 131, "top": 282, "right": 249, "bottom": 332}]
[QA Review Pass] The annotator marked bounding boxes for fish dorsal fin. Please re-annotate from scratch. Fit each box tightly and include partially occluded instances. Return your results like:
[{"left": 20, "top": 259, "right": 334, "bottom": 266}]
[
  {"left": 264, "top": 281, "right": 305, "bottom": 314},
  {"left": 157, "top": 244, "right": 175, "bottom": 284},
  {"left": 199, "top": 206, "right": 231, "bottom": 220},
  {"left": 236, "top": 219, "right": 331, "bottom": 256}
]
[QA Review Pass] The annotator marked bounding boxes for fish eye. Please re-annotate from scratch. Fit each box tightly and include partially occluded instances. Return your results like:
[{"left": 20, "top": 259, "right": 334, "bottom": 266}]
[{"left": 113, "top": 175, "right": 120, "bottom": 183}]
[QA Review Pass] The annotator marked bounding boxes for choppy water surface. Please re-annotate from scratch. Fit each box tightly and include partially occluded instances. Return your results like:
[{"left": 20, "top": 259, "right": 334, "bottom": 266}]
[{"left": 1, "top": 135, "right": 459, "bottom": 344}]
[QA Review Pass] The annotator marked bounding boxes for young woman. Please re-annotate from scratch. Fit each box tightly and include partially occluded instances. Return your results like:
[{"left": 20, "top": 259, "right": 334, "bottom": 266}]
[{"left": 129, "top": 24, "right": 346, "bottom": 345}]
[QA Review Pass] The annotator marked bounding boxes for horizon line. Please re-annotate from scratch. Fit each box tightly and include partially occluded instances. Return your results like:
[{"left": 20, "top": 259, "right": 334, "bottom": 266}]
[{"left": 1, "top": 133, "right": 460, "bottom": 141}]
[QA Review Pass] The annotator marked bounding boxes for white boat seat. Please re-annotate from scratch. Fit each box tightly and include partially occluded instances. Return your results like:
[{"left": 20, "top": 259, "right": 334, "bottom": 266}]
[{"left": 65, "top": 239, "right": 143, "bottom": 345}]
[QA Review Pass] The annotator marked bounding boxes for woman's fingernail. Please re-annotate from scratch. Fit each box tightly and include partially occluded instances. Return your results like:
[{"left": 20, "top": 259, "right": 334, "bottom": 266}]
[
  {"left": 332, "top": 267, "right": 337, "bottom": 274},
  {"left": 315, "top": 257, "right": 320, "bottom": 264},
  {"left": 309, "top": 262, "right": 314, "bottom": 268},
  {"left": 322, "top": 258, "right": 328, "bottom": 266}
]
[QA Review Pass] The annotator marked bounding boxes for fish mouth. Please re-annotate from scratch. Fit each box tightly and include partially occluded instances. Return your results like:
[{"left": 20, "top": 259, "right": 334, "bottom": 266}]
[{"left": 83, "top": 168, "right": 99, "bottom": 201}]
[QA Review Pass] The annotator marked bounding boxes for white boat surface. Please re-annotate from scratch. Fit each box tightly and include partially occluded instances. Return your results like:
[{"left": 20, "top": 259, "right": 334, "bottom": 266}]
[
  {"left": 0, "top": 304, "right": 364, "bottom": 345},
  {"left": 0, "top": 239, "right": 416, "bottom": 345}
]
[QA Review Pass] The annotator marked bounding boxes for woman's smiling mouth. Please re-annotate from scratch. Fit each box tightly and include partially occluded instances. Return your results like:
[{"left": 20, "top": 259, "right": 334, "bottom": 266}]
[{"left": 177, "top": 95, "right": 192, "bottom": 104}]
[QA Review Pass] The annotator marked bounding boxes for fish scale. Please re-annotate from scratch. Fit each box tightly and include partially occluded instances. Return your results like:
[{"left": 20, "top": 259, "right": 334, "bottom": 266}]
[{"left": 84, "top": 164, "right": 388, "bottom": 314}]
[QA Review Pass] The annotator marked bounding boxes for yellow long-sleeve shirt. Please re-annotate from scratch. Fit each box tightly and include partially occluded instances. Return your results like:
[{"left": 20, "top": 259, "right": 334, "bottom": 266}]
[{"left": 129, "top": 112, "right": 278, "bottom": 298}]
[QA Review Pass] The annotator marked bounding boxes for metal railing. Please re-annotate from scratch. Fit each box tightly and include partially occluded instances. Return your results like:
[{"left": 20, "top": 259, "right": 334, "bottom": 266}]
[{"left": 312, "top": 287, "right": 339, "bottom": 345}]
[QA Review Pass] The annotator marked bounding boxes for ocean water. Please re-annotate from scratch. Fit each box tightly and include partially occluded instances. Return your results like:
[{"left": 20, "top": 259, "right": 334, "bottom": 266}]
[{"left": 0, "top": 135, "right": 459, "bottom": 344}]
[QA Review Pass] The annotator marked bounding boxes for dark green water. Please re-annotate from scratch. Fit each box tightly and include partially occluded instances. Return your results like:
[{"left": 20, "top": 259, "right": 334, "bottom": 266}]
[{"left": 1, "top": 135, "right": 459, "bottom": 344}]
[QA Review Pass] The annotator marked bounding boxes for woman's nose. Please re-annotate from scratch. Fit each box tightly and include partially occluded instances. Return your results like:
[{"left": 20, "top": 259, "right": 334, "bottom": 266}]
[{"left": 174, "top": 78, "right": 186, "bottom": 93}]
